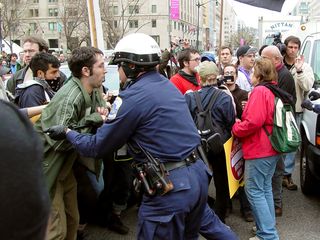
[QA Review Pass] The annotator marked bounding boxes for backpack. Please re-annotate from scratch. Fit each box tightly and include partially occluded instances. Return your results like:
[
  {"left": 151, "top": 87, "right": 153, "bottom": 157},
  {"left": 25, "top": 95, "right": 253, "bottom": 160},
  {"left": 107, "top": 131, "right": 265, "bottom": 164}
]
[
  {"left": 262, "top": 84, "right": 301, "bottom": 153},
  {"left": 193, "top": 89, "right": 224, "bottom": 155}
]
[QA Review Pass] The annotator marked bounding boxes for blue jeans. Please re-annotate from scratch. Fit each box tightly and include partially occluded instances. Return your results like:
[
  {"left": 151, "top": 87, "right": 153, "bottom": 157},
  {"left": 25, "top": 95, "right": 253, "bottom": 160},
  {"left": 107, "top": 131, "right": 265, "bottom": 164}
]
[{"left": 245, "top": 156, "right": 280, "bottom": 240}]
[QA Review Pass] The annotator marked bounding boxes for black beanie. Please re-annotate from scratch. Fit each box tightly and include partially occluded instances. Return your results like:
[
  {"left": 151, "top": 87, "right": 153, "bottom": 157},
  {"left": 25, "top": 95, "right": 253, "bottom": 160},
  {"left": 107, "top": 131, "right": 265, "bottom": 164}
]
[{"left": 0, "top": 100, "right": 50, "bottom": 240}]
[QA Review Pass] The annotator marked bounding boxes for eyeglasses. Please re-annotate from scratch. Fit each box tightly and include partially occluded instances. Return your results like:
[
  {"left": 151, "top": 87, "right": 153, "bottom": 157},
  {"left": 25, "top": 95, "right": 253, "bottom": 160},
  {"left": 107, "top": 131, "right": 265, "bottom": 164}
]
[
  {"left": 189, "top": 57, "right": 201, "bottom": 62},
  {"left": 224, "top": 71, "right": 235, "bottom": 75}
]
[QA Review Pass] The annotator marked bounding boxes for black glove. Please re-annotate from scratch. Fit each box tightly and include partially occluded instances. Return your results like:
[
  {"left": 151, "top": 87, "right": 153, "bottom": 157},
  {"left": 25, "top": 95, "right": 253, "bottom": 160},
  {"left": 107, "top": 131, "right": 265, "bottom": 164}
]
[
  {"left": 44, "top": 125, "right": 67, "bottom": 140},
  {"left": 301, "top": 99, "right": 314, "bottom": 111},
  {"left": 308, "top": 91, "right": 320, "bottom": 101}
]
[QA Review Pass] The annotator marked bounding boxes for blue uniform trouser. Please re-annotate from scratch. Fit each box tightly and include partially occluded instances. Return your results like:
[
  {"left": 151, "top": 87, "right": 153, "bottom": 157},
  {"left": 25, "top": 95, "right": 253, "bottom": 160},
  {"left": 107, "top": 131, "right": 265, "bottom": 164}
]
[
  {"left": 199, "top": 204, "right": 239, "bottom": 240},
  {"left": 137, "top": 160, "right": 238, "bottom": 240}
]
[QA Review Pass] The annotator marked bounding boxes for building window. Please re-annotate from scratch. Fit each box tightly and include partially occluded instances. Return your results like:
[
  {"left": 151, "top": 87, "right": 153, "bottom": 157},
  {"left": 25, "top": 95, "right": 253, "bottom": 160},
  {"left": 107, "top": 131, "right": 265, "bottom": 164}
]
[
  {"left": 49, "top": 8, "right": 58, "bottom": 16},
  {"left": 151, "top": 35, "right": 160, "bottom": 45},
  {"left": 48, "top": 22, "right": 57, "bottom": 31},
  {"left": 129, "top": 5, "right": 139, "bottom": 14},
  {"left": 114, "top": 21, "right": 118, "bottom": 28},
  {"left": 151, "top": 5, "right": 157, "bottom": 13},
  {"left": 48, "top": 0, "right": 58, "bottom": 2},
  {"left": 67, "top": 8, "right": 78, "bottom": 16},
  {"left": 129, "top": 20, "right": 138, "bottom": 28},
  {"left": 29, "top": 9, "right": 39, "bottom": 17},
  {"left": 33, "top": 0, "right": 39, "bottom": 3},
  {"left": 48, "top": 39, "right": 58, "bottom": 48},
  {"left": 152, "top": 20, "right": 156, "bottom": 28},
  {"left": 29, "top": 22, "right": 37, "bottom": 31}
]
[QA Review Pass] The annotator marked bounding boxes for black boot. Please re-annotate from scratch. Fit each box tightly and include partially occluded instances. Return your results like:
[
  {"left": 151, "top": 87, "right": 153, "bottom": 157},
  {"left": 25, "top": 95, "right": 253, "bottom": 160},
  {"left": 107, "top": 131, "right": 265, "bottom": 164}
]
[{"left": 107, "top": 213, "right": 129, "bottom": 235}]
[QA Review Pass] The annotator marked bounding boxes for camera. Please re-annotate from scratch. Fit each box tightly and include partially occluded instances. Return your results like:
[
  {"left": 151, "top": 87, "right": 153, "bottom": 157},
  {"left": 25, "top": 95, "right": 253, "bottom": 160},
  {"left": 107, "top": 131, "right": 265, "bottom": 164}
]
[
  {"left": 271, "top": 32, "right": 286, "bottom": 55},
  {"left": 218, "top": 75, "right": 235, "bottom": 86}
]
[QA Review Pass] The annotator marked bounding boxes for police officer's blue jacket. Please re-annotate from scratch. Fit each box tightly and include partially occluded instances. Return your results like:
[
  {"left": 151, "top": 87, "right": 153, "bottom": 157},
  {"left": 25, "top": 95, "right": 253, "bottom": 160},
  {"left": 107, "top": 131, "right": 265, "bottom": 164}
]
[
  {"left": 185, "top": 86, "right": 235, "bottom": 143},
  {"left": 67, "top": 71, "right": 201, "bottom": 162}
]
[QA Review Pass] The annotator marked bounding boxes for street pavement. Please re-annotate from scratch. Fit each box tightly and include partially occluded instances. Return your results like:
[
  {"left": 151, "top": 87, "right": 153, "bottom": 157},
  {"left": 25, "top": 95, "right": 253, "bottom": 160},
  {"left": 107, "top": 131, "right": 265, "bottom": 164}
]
[{"left": 84, "top": 157, "right": 320, "bottom": 240}]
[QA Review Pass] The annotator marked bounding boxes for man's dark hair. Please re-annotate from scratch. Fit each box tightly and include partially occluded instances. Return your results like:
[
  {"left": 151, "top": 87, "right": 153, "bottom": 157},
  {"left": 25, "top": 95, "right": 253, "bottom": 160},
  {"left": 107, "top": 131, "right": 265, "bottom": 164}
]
[
  {"left": 10, "top": 53, "right": 18, "bottom": 60},
  {"left": 68, "top": 47, "right": 103, "bottom": 78},
  {"left": 284, "top": 36, "right": 301, "bottom": 49},
  {"left": 23, "top": 37, "right": 49, "bottom": 52},
  {"left": 223, "top": 63, "right": 238, "bottom": 76},
  {"left": 219, "top": 46, "right": 233, "bottom": 56},
  {"left": 177, "top": 48, "right": 199, "bottom": 69},
  {"left": 30, "top": 52, "right": 61, "bottom": 77}
]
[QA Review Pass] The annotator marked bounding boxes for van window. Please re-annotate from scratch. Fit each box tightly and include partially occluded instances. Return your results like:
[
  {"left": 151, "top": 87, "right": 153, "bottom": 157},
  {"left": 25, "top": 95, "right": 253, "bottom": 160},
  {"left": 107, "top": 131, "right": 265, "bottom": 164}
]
[
  {"left": 311, "top": 39, "right": 320, "bottom": 83},
  {"left": 302, "top": 40, "right": 311, "bottom": 64}
]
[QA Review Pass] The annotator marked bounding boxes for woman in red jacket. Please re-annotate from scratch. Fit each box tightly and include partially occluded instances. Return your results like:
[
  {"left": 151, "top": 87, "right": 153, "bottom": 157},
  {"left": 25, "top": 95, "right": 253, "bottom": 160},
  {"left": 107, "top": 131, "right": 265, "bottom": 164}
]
[{"left": 232, "top": 58, "right": 280, "bottom": 240}]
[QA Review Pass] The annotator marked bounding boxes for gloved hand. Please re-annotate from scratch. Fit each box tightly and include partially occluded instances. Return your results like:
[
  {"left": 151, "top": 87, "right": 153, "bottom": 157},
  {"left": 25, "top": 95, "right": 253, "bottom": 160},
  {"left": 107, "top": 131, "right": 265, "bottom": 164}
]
[
  {"left": 44, "top": 125, "right": 68, "bottom": 140},
  {"left": 308, "top": 91, "right": 320, "bottom": 101},
  {"left": 301, "top": 99, "right": 314, "bottom": 111}
]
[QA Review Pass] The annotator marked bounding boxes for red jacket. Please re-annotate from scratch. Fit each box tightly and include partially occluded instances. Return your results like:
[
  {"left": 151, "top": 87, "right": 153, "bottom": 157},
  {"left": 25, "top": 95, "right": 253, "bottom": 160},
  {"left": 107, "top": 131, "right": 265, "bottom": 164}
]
[
  {"left": 170, "top": 72, "right": 201, "bottom": 94},
  {"left": 232, "top": 85, "right": 278, "bottom": 160}
]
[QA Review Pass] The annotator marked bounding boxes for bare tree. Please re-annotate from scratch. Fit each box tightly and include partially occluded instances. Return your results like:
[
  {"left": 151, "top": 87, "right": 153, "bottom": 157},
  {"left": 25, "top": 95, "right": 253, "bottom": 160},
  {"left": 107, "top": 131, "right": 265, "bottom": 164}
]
[
  {"left": 58, "top": 0, "right": 90, "bottom": 51},
  {"left": 230, "top": 26, "right": 258, "bottom": 48},
  {"left": 100, "top": 0, "right": 146, "bottom": 49},
  {"left": 0, "top": 0, "right": 28, "bottom": 52}
]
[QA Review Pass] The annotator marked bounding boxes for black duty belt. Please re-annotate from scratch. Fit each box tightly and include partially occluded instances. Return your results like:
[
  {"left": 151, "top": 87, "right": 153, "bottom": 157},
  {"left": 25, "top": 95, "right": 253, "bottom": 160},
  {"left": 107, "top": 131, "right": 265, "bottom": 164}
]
[{"left": 164, "top": 149, "right": 200, "bottom": 172}]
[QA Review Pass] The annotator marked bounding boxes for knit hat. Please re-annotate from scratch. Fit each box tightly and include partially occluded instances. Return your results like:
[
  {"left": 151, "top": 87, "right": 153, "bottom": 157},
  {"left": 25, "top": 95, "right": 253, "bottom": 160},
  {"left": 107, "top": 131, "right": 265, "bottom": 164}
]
[
  {"left": 198, "top": 60, "right": 219, "bottom": 79},
  {"left": 161, "top": 50, "right": 170, "bottom": 63},
  {"left": 0, "top": 100, "right": 50, "bottom": 240}
]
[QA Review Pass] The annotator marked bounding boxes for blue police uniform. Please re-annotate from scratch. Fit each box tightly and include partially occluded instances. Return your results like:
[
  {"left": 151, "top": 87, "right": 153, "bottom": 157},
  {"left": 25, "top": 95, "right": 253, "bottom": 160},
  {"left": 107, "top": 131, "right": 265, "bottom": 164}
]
[{"left": 66, "top": 71, "right": 238, "bottom": 239}]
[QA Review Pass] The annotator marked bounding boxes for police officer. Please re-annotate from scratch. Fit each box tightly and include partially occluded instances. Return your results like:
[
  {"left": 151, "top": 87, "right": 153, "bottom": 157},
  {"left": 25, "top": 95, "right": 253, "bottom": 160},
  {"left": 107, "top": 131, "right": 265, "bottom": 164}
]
[{"left": 45, "top": 33, "right": 238, "bottom": 239}]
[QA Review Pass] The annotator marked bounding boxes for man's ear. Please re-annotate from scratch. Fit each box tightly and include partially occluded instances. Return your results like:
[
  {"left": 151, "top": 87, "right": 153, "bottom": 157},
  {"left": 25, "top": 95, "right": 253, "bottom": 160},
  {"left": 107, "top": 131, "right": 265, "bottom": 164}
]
[
  {"left": 36, "top": 70, "right": 45, "bottom": 79},
  {"left": 82, "top": 66, "right": 90, "bottom": 77},
  {"left": 127, "top": 63, "right": 136, "bottom": 70}
]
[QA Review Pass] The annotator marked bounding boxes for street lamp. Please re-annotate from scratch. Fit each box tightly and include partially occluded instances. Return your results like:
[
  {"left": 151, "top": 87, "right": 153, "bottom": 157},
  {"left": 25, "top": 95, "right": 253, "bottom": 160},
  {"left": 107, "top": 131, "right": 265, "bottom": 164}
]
[{"left": 196, "top": 0, "right": 214, "bottom": 50}]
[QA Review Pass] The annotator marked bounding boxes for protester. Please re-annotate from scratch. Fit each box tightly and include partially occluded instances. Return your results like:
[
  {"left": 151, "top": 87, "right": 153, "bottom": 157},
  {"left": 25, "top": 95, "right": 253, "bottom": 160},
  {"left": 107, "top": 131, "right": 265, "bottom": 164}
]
[
  {"left": 222, "top": 64, "right": 253, "bottom": 222},
  {"left": 282, "top": 35, "right": 315, "bottom": 190},
  {"left": 236, "top": 45, "right": 257, "bottom": 91},
  {"left": 33, "top": 46, "right": 107, "bottom": 240},
  {"left": 185, "top": 60, "right": 235, "bottom": 223},
  {"left": 0, "top": 100, "right": 50, "bottom": 240},
  {"left": 217, "top": 46, "right": 233, "bottom": 75},
  {"left": 44, "top": 33, "right": 238, "bottom": 240},
  {"left": 9, "top": 53, "right": 22, "bottom": 74},
  {"left": 15, "top": 52, "right": 61, "bottom": 108},
  {"left": 232, "top": 58, "right": 280, "bottom": 240},
  {"left": 6, "top": 36, "right": 67, "bottom": 96},
  {"left": 261, "top": 45, "right": 297, "bottom": 216},
  {"left": 170, "top": 48, "right": 201, "bottom": 94}
]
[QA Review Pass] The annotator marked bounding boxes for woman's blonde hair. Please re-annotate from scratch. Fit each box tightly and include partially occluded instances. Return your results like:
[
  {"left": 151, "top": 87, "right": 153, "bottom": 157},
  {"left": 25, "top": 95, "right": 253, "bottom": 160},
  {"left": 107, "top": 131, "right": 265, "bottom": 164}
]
[{"left": 253, "top": 58, "right": 278, "bottom": 83}]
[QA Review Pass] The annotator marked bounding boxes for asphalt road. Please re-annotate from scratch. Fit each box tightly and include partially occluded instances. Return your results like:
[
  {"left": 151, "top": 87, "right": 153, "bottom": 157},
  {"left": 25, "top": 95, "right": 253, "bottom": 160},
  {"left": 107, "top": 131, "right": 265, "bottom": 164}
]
[{"left": 84, "top": 157, "right": 320, "bottom": 240}]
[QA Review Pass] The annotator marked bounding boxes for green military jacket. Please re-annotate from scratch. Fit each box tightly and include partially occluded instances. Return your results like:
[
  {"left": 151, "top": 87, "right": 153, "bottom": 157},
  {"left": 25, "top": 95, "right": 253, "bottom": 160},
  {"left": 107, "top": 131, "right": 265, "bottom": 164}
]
[{"left": 34, "top": 76, "right": 105, "bottom": 195}]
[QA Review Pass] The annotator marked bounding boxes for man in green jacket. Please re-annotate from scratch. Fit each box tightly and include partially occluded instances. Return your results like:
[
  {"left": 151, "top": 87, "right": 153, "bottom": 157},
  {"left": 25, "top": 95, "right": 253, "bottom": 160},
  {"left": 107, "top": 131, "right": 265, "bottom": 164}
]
[{"left": 34, "top": 46, "right": 107, "bottom": 240}]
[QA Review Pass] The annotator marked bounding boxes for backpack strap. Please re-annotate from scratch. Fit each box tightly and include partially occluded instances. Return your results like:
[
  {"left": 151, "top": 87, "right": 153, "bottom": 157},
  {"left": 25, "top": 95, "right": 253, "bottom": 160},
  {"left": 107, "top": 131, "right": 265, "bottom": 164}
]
[
  {"left": 193, "top": 91, "right": 203, "bottom": 113},
  {"left": 207, "top": 89, "right": 222, "bottom": 111}
]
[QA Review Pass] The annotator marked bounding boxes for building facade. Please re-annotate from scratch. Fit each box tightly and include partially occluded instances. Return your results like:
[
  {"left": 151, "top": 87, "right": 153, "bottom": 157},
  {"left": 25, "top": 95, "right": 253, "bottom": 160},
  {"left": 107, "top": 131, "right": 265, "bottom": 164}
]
[{"left": 7, "top": 0, "right": 237, "bottom": 52}]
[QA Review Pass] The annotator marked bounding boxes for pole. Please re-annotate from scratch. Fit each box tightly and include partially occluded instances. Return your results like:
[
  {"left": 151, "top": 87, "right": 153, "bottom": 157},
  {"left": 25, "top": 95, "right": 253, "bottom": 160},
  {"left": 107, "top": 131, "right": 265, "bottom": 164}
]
[
  {"left": 86, "top": 0, "right": 104, "bottom": 51},
  {"left": 219, "top": 0, "right": 224, "bottom": 51},
  {"left": 196, "top": 1, "right": 200, "bottom": 50}
]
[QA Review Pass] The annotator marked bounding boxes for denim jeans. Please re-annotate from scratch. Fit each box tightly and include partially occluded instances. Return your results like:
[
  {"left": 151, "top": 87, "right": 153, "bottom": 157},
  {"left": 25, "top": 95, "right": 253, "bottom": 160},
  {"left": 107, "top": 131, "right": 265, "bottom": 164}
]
[{"left": 245, "top": 156, "right": 280, "bottom": 240}]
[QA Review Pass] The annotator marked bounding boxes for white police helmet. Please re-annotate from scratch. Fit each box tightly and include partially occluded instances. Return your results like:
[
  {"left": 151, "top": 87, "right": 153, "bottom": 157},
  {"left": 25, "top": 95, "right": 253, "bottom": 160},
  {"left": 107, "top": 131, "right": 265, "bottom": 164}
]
[{"left": 113, "top": 33, "right": 161, "bottom": 66}]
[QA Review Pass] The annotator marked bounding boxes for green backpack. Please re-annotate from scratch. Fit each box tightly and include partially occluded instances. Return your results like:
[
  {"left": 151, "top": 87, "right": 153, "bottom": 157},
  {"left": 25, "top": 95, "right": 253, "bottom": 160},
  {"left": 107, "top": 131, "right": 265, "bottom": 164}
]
[{"left": 264, "top": 97, "right": 301, "bottom": 153}]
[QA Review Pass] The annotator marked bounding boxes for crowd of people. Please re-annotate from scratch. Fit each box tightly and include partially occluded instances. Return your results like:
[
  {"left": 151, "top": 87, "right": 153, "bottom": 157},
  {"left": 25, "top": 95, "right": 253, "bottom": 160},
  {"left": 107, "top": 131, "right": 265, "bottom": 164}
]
[{"left": 0, "top": 32, "right": 315, "bottom": 240}]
